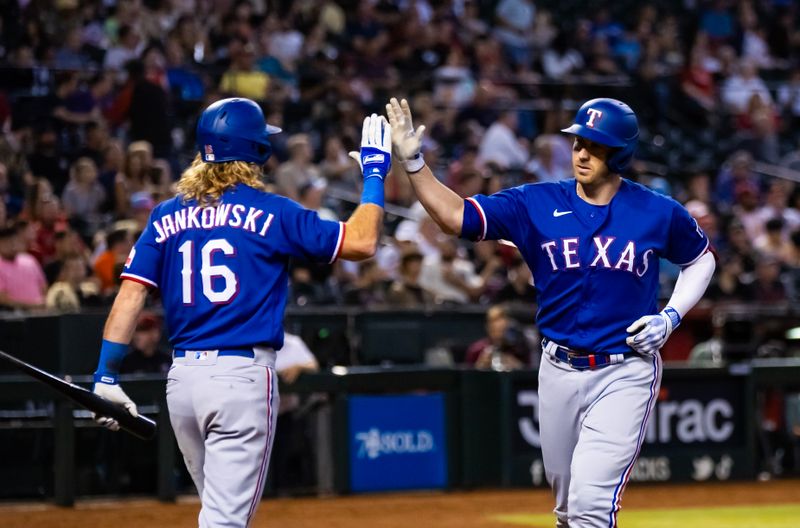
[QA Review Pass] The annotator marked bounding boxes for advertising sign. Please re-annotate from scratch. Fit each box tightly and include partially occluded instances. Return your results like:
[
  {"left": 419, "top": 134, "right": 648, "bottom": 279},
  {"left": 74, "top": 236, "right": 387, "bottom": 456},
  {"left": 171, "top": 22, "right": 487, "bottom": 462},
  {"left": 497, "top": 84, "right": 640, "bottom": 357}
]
[
  {"left": 349, "top": 393, "right": 448, "bottom": 492},
  {"left": 507, "top": 370, "right": 750, "bottom": 486}
]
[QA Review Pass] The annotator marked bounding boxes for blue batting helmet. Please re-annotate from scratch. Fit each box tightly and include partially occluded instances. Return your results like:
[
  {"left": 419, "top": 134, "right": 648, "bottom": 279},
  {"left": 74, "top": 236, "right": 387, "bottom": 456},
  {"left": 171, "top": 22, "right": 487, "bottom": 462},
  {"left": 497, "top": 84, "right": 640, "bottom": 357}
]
[
  {"left": 196, "top": 98, "right": 282, "bottom": 165},
  {"left": 561, "top": 98, "right": 639, "bottom": 173}
]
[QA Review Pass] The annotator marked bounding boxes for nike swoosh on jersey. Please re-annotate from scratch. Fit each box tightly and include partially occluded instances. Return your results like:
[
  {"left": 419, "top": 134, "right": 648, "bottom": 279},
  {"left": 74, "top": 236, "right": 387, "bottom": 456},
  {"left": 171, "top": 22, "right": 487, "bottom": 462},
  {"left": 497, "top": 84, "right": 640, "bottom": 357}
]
[{"left": 553, "top": 209, "right": 573, "bottom": 217}]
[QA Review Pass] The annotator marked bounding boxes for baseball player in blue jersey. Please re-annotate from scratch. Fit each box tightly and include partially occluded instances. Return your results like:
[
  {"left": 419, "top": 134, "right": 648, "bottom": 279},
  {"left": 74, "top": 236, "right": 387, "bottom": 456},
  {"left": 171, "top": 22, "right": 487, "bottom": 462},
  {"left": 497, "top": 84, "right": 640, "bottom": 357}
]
[
  {"left": 387, "top": 97, "right": 716, "bottom": 527},
  {"left": 91, "top": 98, "right": 391, "bottom": 527}
]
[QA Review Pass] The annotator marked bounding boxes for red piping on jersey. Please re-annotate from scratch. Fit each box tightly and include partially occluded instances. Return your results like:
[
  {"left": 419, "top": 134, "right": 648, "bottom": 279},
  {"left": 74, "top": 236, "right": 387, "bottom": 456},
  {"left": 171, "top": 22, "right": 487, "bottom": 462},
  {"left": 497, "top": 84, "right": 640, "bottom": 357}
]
[
  {"left": 333, "top": 222, "right": 346, "bottom": 262},
  {"left": 465, "top": 198, "right": 487, "bottom": 241},
  {"left": 120, "top": 273, "right": 158, "bottom": 289}
]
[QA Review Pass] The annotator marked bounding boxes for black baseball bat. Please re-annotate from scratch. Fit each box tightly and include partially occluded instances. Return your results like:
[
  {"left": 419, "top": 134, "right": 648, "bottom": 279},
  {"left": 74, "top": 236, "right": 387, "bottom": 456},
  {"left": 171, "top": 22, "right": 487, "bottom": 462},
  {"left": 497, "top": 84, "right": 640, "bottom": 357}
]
[{"left": 0, "top": 350, "right": 157, "bottom": 440}]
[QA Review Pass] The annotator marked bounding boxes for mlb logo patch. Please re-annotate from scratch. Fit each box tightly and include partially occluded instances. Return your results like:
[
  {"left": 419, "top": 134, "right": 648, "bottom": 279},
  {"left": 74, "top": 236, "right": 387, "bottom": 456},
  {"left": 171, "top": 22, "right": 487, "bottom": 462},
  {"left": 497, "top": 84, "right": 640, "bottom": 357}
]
[
  {"left": 193, "top": 351, "right": 209, "bottom": 361},
  {"left": 204, "top": 144, "right": 215, "bottom": 161}
]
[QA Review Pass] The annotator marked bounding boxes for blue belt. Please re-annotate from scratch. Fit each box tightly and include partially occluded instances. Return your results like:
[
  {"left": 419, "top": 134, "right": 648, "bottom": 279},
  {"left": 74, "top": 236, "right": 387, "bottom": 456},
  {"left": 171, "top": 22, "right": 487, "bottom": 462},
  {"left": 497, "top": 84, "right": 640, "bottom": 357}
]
[
  {"left": 173, "top": 348, "right": 255, "bottom": 359},
  {"left": 544, "top": 338, "right": 635, "bottom": 371}
]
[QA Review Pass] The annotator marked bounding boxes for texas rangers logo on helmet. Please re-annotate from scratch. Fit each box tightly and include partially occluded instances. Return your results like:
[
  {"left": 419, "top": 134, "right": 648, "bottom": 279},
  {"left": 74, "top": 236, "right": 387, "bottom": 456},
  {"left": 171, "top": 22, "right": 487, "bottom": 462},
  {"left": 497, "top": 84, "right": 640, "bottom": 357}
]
[
  {"left": 585, "top": 108, "right": 603, "bottom": 128},
  {"left": 204, "top": 144, "right": 215, "bottom": 161}
]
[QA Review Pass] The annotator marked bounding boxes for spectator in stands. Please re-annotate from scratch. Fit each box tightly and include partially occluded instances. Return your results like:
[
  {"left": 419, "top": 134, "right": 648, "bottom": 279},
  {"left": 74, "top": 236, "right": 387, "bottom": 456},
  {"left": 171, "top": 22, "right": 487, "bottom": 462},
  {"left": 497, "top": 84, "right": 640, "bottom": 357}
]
[
  {"left": 274, "top": 134, "right": 322, "bottom": 201},
  {"left": 680, "top": 45, "right": 718, "bottom": 125},
  {"left": 0, "top": 162, "right": 24, "bottom": 219},
  {"left": 478, "top": 111, "right": 528, "bottom": 171},
  {"left": 62, "top": 157, "right": 106, "bottom": 227},
  {"left": 43, "top": 228, "right": 89, "bottom": 284},
  {"left": 754, "top": 218, "right": 792, "bottom": 261},
  {"left": 343, "top": 259, "right": 389, "bottom": 306},
  {"left": 114, "top": 141, "right": 167, "bottom": 216},
  {"left": 525, "top": 135, "right": 572, "bottom": 183},
  {"left": 493, "top": 257, "right": 536, "bottom": 305},
  {"left": 129, "top": 57, "right": 173, "bottom": 159},
  {"left": 420, "top": 237, "right": 483, "bottom": 304},
  {"left": 27, "top": 123, "right": 68, "bottom": 197},
  {"left": 93, "top": 228, "right": 133, "bottom": 295},
  {"left": 739, "top": 5, "right": 773, "bottom": 69},
  {"left": 726, "top": 220, "right": 757, "bottom": 274},
  {"left": 120, "top": 312, "right": 171, "bottom": 375},
  {"left": 45, "top": 254, "right": 92, "bottom": 311},
  {"left": 706, "top": 254, "right": 754, "bottom": 302},
  {"left": 757, "top": 180, "right": 800, "bottom": 237},
  {"left": 465, "top": 305, "right": 527, "bottom": 370},
  {"left": 0, "top": 223, "right": 46, "bottom": 311},
  {"left": 737, "top": 93, "right": 781, "bottom": 163},
  {"left": 220, "top": 39, "right": 270, "bottom": 101},
  {"left": 298, "top": 178, "right": 336, "bottom": 222},
  {"left": 752, "top": 255, "right": 788, "bottom": 303},
  {"left": 722, "top": 59, "right": 773, "bottom": 116},
  {"left": 129, "top": 191, "right": 155, "bottom": 232},
  {"left": 541, "top": 30, "right": 584, "bottom": 80},
  {"left": 715, "top": 150, "right": 760, "bottom": 213},
  {"left": 472, "top": 240, "right": 506, "bottom": 300},
  {"left": 77, "top": 120, "right": 111, "bottom": 169},
  {"left": 700, "top": 0, "right": 736, "bottom": 46},
  {"left": 54, "top": 26, "right": 94, "bottom": 70},
  {"left": 24, "top": 181, "right": 67, "bottom": 266},
  {"left": 493, "top": 0, "right": 536, "bottom": 66},
  {"left": 103, "top": 24, "right": 143, "bottom": 71},
  {"left": 319, "top": 136, "right": 359, "bottom": 189},
  {"left": 386, "top": 245, "right": 433, "bottom": 307}
]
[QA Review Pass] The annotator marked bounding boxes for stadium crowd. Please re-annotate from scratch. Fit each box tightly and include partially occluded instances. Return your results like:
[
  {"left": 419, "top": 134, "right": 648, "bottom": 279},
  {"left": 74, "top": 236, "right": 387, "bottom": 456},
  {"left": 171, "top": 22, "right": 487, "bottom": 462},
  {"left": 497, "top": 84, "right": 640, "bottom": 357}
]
[{"left": 0, "top": 0, "right": 800, "bottom": 357}]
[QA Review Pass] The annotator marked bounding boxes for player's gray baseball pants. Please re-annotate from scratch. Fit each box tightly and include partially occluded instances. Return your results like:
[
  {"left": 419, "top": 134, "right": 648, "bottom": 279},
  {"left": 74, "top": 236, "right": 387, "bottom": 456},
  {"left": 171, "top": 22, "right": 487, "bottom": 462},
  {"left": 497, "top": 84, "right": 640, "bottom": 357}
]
[
  {"left": 538, "top": 340, "right": 662, "bottom": 528},
  {"left": 166, "top": 347, "right": 279, "bottom": 528}
]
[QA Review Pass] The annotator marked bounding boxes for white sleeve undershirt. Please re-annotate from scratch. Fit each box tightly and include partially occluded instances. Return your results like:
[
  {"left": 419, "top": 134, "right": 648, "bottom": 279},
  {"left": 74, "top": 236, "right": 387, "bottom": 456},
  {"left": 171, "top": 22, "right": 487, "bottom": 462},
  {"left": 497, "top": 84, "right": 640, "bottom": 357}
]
[{"left": 666, "top": 251, "right": 716, "bottom": 318}]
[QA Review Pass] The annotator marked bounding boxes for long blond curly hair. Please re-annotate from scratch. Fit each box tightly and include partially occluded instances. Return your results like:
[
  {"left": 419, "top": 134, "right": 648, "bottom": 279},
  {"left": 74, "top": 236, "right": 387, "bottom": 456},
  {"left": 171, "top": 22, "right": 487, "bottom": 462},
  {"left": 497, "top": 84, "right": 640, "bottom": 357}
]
[{"left": 176, "top": 154, "right": 266, "bottom": 207}]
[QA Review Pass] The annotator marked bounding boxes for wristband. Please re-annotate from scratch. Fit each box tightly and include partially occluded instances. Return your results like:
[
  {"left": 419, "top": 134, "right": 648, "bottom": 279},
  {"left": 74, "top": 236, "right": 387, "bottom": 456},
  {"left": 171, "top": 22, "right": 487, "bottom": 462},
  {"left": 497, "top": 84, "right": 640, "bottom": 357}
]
[
  {"left": 662, "top": 306, "right": 682, "bottom": 331},
  {"left": 403, "top": 153, "right": 425, "bottom": 173},
  {"left": 360, "top": 176, "right": 385, "bottom": 208},
  {"left": 93, "top": 339, "right": 129, "bottom": 385}
]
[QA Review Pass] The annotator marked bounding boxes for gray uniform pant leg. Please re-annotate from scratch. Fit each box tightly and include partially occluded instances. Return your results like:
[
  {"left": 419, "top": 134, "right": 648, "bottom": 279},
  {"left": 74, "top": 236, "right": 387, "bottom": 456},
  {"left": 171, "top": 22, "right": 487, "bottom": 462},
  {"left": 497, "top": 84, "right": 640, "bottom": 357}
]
[
  {"left": 167, "top": 359, "right": 279, "bottom": 528},
  {"left": 539, "top": 352, "right": 662, "bottom": 528}
]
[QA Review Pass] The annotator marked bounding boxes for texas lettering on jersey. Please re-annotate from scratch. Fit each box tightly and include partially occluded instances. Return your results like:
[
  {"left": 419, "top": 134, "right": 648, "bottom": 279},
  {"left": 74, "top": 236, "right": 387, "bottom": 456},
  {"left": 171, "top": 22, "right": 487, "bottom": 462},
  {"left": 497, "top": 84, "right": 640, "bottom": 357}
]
[
  {"left": 540, "top": 237, "right": 654, "bottom": 276},
  {"left": 151, "top": 204, "right": 275, "bottom": 243}
]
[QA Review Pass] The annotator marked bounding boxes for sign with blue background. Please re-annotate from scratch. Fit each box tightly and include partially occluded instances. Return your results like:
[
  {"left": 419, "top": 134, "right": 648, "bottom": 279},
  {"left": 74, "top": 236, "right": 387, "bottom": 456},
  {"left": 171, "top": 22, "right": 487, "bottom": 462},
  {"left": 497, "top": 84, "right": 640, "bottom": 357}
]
[{"left": 349, "top": 393, "right": 448, "bottom": 492}]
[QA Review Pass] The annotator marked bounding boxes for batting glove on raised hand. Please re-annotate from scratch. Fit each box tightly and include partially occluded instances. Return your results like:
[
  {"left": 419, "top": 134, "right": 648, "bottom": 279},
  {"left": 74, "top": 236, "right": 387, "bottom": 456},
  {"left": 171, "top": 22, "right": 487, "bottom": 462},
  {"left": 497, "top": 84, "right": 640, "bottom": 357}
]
[
  {"left": 385, "top": 97, "right": 426, "bottom": 173},
  {"left": 625, "top": 307, "right": 682, "bottom": 356},
  {"left": 348, "top": 113, "right": 392, "bottom": 180},
  {"left": 92, "top": 382, "right": 138, "bottom": 432}
]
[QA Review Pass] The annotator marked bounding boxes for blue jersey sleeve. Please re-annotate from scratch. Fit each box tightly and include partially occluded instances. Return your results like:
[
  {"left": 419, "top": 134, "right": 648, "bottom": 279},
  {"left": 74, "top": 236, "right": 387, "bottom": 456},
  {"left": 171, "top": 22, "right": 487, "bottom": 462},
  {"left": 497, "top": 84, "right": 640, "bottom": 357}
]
[
  {"left": 461, "top": 186, "right": 528, "bottom": 242},
  {"left": 120, "top": 211, "right": 163, "bottom": 288},
  {"left": 664, "top": 201, "right": 710, "bottom": 266},
  {"left": 279, "top": 201, "right": 344, "bottom": 263}
]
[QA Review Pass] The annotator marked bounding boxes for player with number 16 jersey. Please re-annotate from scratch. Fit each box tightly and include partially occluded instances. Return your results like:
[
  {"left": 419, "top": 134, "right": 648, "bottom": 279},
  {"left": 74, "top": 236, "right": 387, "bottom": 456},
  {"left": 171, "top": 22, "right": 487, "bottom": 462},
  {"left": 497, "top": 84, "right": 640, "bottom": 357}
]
[{"left": 91, "top": 98, "right": 392, "bottom": 528}]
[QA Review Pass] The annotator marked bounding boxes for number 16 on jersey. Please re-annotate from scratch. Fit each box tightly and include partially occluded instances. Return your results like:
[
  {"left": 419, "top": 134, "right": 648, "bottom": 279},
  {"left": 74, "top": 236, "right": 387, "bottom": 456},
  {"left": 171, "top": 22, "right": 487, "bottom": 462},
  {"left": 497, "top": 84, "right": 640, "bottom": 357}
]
[{"left": 178, "top": 238, "right": 239, "bottom": 304}]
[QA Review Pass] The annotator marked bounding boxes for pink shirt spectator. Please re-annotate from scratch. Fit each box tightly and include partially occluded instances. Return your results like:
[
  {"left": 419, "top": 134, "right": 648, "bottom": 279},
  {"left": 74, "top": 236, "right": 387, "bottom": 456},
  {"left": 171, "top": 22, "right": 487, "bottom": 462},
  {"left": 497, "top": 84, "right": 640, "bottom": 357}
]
[{"left": 0, "top": 253, "right": 47, "bottom": 306}]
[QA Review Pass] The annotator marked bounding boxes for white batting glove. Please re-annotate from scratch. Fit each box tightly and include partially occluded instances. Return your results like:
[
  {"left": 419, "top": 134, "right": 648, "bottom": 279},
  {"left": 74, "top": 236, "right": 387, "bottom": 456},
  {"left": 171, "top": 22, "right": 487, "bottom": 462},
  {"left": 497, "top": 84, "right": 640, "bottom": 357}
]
[
  {"left": 385, "top": 97, "right": 426, "bottom": 173},
  {"left": 92, "top": 382, "right": 138, "bottom": 432},
  {"left": 348, "top": 113, "right": 392, "bottom": 179},
  {"left": 625, "top": 307, "right": 681, "bottom": 355}
]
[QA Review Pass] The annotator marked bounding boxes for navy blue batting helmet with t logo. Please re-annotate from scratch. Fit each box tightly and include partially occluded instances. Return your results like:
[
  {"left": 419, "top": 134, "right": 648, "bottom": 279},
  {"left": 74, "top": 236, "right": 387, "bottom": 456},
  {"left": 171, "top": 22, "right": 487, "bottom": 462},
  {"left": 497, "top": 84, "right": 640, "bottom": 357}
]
[
  {"left": 561, "top": 98, "right": 639, "bottom": 173},
  {"left": 196, "top": 98, "right": 282, "bottom": 165}
]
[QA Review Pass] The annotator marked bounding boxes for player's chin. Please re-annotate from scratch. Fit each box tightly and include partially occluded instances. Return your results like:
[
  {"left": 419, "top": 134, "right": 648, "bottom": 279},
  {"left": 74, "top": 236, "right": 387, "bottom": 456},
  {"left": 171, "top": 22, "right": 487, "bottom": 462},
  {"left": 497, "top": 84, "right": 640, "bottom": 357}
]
[{"left": 574, "top": 169, "right": 596, "bottom": 184}]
